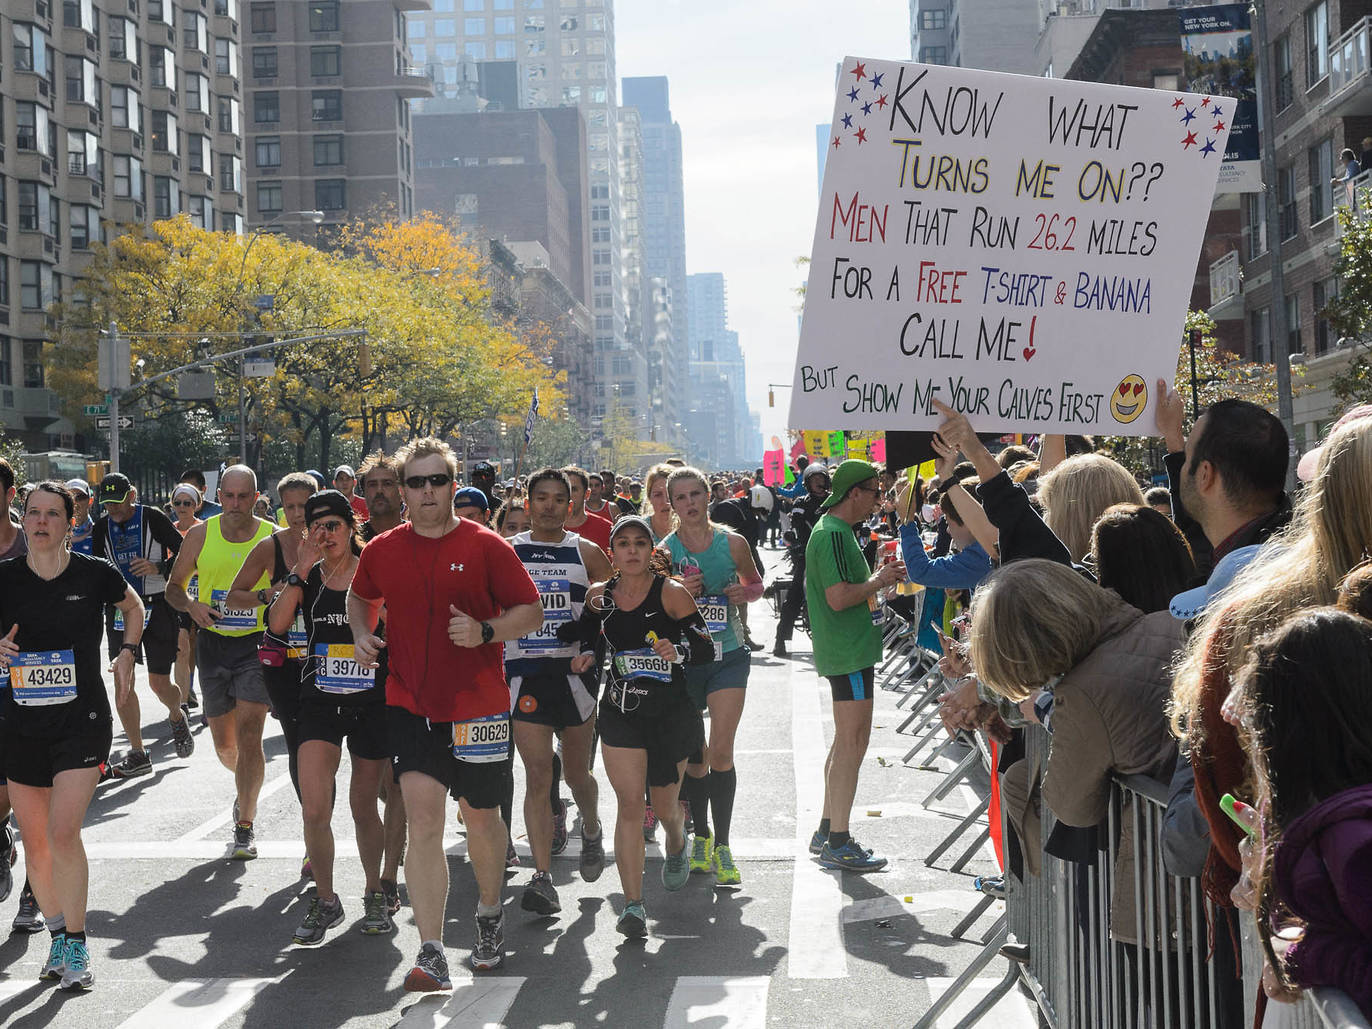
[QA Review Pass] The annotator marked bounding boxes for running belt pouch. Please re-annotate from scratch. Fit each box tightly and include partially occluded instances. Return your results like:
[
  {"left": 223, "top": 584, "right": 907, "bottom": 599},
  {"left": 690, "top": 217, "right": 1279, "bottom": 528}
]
[{"left": 257, "top": 631, "right": 290, "bottom": 668}]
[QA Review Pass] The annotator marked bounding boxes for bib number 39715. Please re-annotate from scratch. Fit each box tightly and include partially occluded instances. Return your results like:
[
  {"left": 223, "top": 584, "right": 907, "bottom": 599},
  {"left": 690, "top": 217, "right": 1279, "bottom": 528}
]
[
  {"left": 451, "top": 712, "right": 510, "bottom": 763},
  {"left": 10, "top": 650, "right": 78, "bottom": 706}
]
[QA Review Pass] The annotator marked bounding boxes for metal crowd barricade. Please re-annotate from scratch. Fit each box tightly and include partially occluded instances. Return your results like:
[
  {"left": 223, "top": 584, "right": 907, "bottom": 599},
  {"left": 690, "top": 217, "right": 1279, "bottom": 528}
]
[{"left": 917, "top": 723, "right": 1371, "bottom": 1029}]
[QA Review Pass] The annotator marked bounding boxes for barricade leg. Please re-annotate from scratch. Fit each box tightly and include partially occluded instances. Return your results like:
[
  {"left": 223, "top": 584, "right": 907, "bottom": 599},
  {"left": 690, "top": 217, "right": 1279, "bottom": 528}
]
[
  {"left": 922, "top": 745, "right": 980, "bottom": 809},
  {"left": 910, "top": 914, "right": 1009, "bottom": 1029},
  {"left": 949, "top": 893, "right": 997, "bottom": 941}
]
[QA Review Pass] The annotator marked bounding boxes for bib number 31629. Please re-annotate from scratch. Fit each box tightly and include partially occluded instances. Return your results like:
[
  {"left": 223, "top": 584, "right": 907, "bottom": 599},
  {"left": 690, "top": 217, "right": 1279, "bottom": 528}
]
[{"left": 451, "top": 712, "right": 510, "bottom": 763}]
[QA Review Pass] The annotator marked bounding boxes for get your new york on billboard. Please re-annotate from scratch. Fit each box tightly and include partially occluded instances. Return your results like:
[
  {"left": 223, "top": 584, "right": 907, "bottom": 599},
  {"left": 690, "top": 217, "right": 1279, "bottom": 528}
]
[{"left": 789, "top": 58, "right": 1231, "bottom": 437}]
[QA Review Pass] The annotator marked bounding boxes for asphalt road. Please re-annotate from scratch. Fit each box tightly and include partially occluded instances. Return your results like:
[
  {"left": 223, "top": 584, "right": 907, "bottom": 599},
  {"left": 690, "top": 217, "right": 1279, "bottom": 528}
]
[{"left": 0, "top": 551, "right": 1035, "bottom": 1028}]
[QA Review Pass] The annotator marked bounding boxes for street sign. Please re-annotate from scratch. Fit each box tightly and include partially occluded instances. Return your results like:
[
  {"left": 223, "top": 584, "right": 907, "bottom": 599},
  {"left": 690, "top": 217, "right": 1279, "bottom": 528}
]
[
  {"left": 83, "top": 404, "right": 108, "bottom": 416},
  {"left": 96, "top": 416, "right": 135, "bottom": 430},
  {"left": 178, "top": 370, "right": 217, "bottom": 400},
  {"left": 218, "top": 411, "right": 240, "bottom": 423}
]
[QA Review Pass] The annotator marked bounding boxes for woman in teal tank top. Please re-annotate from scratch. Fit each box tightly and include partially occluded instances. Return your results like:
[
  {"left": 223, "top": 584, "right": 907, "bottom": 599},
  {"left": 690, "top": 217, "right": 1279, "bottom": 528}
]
[{"left": 659, "top": 467, "right": 764, "bottom": 888}]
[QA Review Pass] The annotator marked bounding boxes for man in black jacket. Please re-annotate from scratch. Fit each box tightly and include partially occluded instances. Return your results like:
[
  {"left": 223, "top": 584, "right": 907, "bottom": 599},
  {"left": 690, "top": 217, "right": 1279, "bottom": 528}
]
[{"left": 773, "top": 464, "right": 830, "bottom": 657}]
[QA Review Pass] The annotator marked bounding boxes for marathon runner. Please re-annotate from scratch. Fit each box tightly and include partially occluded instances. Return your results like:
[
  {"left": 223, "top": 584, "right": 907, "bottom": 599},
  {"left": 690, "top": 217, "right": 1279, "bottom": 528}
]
[
  {"left": 332, "top": 465, "right": 369, "bottom": 521},
  {"left": 91, "top": 473, "right": 194, "bottom": 776},
  {"left": 347, "top": 438, "right": 541, "bottom": 985},
  {"left": 168, "top": 483, "right": 203, "bottom": 711},
  {"left": 469, "top": 461, "right": 498, "bottom": 508},
  {"left": 566, "top": 516, "right": 714, "bottom": 937},
  {"left": 0, "top": 460, "right": 26, "bottom": 562},
  {"left": 269, "top": 491, "right": 393, "bottom": 945},
  {"left": 67, "top": 480, "right": 95, "bottom": 556},
  {"left": 496, "top": 501, "right": 530, "bottom": 538},
  {"left": 225, "top": 471, "right": 318, "bottom": 809},
  {"left": 179, "top": 469, "right": 221, "bottom": 519},
  {"left": 641, "top": 465, "right": 677, "bottom": 545},
  {"left": 167, "top": 465, "right": 277, "bottom": 861},
  {"left": 0, "top": 481, "right": 146, "bottom": 991},
  {"left": 454, "top": 487, "right": 491, "bottom": 526},
  {"left": 584, "top": 472, "right": 613, "bottom": 522},
  {"left": 505, "top": 468, "right": 612, "bottom": 916},
  {"left": 661, "top": 467, "right": 764, "bottom": 886},
  {"left": 561, "top": 467, "right": 612, "bottom": 554},
  {"left": 773, "top": 463, "right": 831, "bottom": 657}
]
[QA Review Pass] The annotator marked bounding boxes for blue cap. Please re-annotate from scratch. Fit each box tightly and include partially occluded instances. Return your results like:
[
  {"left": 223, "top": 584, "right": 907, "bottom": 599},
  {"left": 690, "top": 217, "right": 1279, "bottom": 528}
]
[
  {"left": 453, "top": 486, "right": 490, "bottom": 512},
  {"left": 305, "top": 469, "right": 327, "bottom": 490}
]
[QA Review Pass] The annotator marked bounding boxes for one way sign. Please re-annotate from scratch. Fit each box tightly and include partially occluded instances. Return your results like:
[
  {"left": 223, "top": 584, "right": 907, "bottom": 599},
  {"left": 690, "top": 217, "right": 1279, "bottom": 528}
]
[{"left": 96, "top": 416, "right": 135, "bottom": 430}]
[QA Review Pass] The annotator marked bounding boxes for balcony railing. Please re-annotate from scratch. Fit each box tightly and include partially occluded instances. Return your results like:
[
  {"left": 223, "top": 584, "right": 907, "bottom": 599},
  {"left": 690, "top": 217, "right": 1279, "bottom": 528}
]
[
  {"left": 1209, "top": 249, "right": 1240, "bottom": 307},
  {"left": 1333, "top": 167, "right": 1372, "bottom": 238},
  {"left": 1327, "top": 17, "right": 1372, "bottom": 113}
]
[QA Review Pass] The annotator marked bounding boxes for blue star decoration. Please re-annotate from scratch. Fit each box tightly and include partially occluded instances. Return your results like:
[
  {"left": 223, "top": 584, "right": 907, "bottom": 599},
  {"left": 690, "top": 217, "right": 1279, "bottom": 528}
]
[
  {"left": 1200, "top": 138, "right": 1217, "bottom": 156},
  {"left": 861, "top": 101, "right": 873, "bottom": 115},
  {"left": 841, "top": 112, "right": 853, "bottom": 128},
  {"left": 847, "top": 86, "right": 861, "bottom": 103},
  {"left": 1181, "top": 107, "right": 1196, "bottom": 124},
  {"left": 870, "top": 72, "right": 884, "bottom": 88},
  {"left": 1211, "top": 105, "right": 1223, "bottom": 119}
]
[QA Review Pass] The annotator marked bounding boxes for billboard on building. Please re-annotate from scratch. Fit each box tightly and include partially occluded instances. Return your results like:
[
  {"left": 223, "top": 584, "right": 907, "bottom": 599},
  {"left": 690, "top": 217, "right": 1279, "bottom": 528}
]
[{"left": 1180, "top": 3, "right": 1261, "bottom": 192}]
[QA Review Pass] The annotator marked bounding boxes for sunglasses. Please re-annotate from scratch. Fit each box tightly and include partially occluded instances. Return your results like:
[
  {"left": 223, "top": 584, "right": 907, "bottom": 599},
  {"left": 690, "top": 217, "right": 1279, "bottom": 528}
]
[
  {"left": 404, "top": 473, "right": 453, "bottom": 489},
  {"left": 172, "top": 500, "right": 196, "bottom": 507},
  {"left": 312, "top": 519, "right": 348, "bottom": 533}
]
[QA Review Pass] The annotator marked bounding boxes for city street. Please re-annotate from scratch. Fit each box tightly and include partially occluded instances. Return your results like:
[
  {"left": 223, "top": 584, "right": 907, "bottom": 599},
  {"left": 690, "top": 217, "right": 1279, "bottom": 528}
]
[{"left": 0, "top": 555, "right": 1033, "bottom": 1028}]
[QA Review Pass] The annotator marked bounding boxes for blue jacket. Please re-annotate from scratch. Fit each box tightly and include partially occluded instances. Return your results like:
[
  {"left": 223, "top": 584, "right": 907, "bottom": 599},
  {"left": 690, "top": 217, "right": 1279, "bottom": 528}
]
[{"left": 898, "top": 523, "right": 993, "bottom": 590}]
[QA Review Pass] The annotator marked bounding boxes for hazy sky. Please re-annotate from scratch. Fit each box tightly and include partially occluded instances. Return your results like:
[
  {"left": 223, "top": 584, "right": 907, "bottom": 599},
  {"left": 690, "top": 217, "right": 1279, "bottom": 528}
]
[{"left": 616, "top": 1, "right": 909, "bottom": 450}]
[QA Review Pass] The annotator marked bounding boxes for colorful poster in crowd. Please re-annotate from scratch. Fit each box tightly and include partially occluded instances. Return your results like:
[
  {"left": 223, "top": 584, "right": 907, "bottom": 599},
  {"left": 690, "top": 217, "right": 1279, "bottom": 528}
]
[
  {"left": 803, "top": 430, "right": 830, "bottom": 458},
  {"left": 789, "top": 58, "right": 1231, "bottom": 436},
  {"left": 827, "top": 430, "right": 846, "bottom": 457},
  {"left": 763, "top": 449, "right": 785, "bottom": 486},
  {"left": 1180, "top": 5, "right": 1259, "bottom": 193}
]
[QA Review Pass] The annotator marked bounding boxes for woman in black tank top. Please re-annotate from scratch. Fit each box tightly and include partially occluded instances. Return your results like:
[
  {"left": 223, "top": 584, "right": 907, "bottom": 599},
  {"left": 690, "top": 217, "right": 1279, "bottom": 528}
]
[{"left": 569, "top": 516, "right": 714, "bottom": 938}]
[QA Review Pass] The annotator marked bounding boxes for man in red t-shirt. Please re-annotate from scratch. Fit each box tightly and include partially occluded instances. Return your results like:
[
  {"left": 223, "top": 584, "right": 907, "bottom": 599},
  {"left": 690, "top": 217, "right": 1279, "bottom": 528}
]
[
  {"left": 334, "top": 464, "right": 370, "bottom": 520},
  {"left": 348, "top": 438, "right": 541, "bottom": 987},
  {"left": 560, "top": 466, "right": 612, "bottom": 553}
]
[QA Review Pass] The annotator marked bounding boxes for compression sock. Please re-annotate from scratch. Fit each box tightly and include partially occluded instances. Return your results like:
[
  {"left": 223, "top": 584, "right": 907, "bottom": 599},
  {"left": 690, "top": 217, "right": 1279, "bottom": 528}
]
[
  {"left": 708, "top": 768, "right": 737, "bottom": 848},
  {"left": 685, "top": 772, "right": 711, "bottom": 838},
  {"left": 46, "top": 915, "right": 66, "bottom": 935},
  {"left": 66, "top": 930, "right": 87, "bottom": 944},
  {"left": 828, "top": 830, "right": 851, "bottom": 849},
  {"left": 476, "top": 902, "right": 501, "bottom": 919},
  {"left": 817, "top": 818, "right": 831, "bottom": 838}
]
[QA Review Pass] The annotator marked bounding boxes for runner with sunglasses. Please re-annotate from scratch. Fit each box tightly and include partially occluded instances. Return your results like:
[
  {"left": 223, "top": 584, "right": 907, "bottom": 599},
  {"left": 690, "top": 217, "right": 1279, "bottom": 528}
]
[
  {"left": 660, "top": 467, "right": 764, "bottom": 887},
  {"left": 269, "top": 491, "right": 393, "bottom": 945},
  {"left": 564, "top": 516, "right": 715, "bottom": 937},
  {"left": 347, "top": 438, "right": 541, "bottom": 986}
]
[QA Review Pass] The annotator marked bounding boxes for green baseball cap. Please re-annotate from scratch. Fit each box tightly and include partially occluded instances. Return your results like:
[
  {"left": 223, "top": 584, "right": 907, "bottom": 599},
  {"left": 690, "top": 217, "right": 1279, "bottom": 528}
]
[{"left": 820, "top": 459, "right": 880, "bottom": 508}]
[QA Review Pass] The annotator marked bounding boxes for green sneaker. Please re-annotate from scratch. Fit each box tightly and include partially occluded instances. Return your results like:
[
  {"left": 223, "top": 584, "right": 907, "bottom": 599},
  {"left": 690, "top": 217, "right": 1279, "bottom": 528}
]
[
  {"left": 662, "top": 835, "right": 690, "bottom": 892},
  {"left": 689, "top": 833, "right": 714, "bottom": 874},
  {"left": 713, "top": 844, "right": 741, "bottom": 887},
  {"left": 616, "top": 900, "right": 647, "bottom": 938}
]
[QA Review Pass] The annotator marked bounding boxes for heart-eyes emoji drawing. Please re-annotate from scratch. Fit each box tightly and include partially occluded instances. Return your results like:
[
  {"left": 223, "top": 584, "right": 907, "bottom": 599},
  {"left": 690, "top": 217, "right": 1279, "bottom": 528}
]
[{"left": 1110, "top": 374, "right": 1147, "bottom": 424}]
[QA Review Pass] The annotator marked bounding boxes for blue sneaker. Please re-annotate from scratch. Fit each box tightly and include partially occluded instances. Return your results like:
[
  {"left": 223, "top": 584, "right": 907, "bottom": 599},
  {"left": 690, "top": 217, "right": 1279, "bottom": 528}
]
[
  {"left": 40, "top": 934, "right": 67, "bottom": 981},
  {"left": 808, "top": 830, "right": 826, "bottom": 855},
  {"left": 616, "top": 900, "right": 647, "bottom": 938},
  {"left": 819, "top": 839, "right": 888, "bottom": 872},
  {"left": 661, "top": 836, "right": 690, "bottom": 892},
  {"left": 60, "top": 938, "right": 94, "bottom": 991}
]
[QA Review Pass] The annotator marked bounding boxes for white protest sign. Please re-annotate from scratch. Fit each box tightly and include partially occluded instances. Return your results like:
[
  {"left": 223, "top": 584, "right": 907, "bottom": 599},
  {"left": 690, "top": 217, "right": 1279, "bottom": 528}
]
[{"left": 789, "top": 57, "right": 1232, "bottom": 436}]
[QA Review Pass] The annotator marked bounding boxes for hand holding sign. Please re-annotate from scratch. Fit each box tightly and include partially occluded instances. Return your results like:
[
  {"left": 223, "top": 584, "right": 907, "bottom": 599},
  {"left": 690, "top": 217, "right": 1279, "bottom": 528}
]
[{"left": 448, "top": 605, "right": 485, "bottom": 648}]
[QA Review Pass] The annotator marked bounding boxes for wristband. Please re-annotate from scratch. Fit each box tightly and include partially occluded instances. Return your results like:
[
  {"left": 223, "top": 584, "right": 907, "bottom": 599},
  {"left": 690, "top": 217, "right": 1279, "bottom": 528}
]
[{"left": 119, "top": 641, "right": 139, "bottom": 655}]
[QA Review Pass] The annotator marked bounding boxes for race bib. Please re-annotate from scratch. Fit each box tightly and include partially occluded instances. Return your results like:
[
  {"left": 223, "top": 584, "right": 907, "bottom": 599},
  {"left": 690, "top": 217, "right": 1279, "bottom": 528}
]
[
  {"left": 10, "top": 650, "right": 78, "bottom": 706},
  {"left": 867, "top": 594, "right": 883, "bottom": 627},
  {"left": 287, "top": 613, "right": 308, "bottom": 660},
  {"left": 313, "top": 644, "right": 375, "bottom": 694},
  {"left": 519, "top": 577, "right": 573, "bottom": 653},
  {"left": 699, "top": 594, "right": 729, "bottom": 661},
  {"left": 112, "top": 607, "right": 153, "bottom": 632},
  {"left": 210, "top": 588, "right": 259, "bottom": 631},
  {"left": 612, "top": 648, "right": 674, "bottom": 683},
  {"left": 451, "top": 711, "right": 510, "bottom": 763}
]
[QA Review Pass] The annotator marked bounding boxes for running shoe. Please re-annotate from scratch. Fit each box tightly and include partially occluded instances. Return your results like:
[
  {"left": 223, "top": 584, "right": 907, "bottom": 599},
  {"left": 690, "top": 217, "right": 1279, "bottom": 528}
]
[
  {"left": 808, "top": 830, "right": 827, "bottom": 855},
  {"left": 0, "top": 825, "right": 13, "bottom": 904},
  {"left": 974, "top": 874, "right": 1006, "bottom": 899},
  {"left": 662, "top": 836, "right": 690, "bottom": 892},
  {"left": 713, "top": 844, "right": 742, "bottom": 887},
  {"left": 550, "top": 799, "right": 569, "bottom": 856},
  {"left": 170, "top": 710, "right": 195, "bottom": 759},
  {"left": 505, "top": 839, "right": 521, "bottom": 869},
  {"left": 404, "top": 943, "right": 452, "bottom": 992},
  {"left": 292, "top": 894, "right": 345, "bottom": 946},
  {"left": 579, "top": 825, "right": 605, "bottom": 883},
  {"left": 107, "top": 750, "right": 152, "bottom": 779},
  {"left": 13, "top": 883, "right": 43, "bottom": 933},
  {"left": 230, "top": 821, "right": 257, "bottom": 861},
  {"left": 380, "top": 878, "right": 402, "bottom": 915},
  {"left": 361, "top": 891, "right": 392, "bottom": 935},
  {"left": 521, "top": 871, "right": 561, "bottom": 916},
  {"left": 616, "top": 900, "right": 647, "bottom": 939},
  {"left": 681, "top": 799, "right": 693, "bottom": 834},
  {"left": 818, "top": 839, "right": 888, "bottom": 872},
  {"left": 39, "top": 934, "right": 67, "bottom": 980},
  {"left": 642, "top": 804, "right": 657, "bottom": 842},
  {"left": 689, "top": 833, "right": 714, "bottom": 874},
  {"left": 60, "top": 938, "right": 93, "bottom": 991},
  {"left": 471, "top": 910, "right": 504, "bottom": 971}
]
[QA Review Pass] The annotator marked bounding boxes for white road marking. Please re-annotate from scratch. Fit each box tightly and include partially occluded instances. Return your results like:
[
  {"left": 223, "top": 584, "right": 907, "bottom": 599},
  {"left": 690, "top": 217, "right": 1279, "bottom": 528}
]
[
  {"left": 113, "top": 974, "right": 290, "bottom": 1029},
  {"left": 926, "top": 975, "right": 1038, "bottom": 1028},
  {"left": 396, "top": 976, "right": 525, "bottom": 1028},
  {"left": 664, "top": 975, "right": 770, "bottom": 1028},
  {"left": 787, "top": 666, "right": 846, "bottom": 979}
]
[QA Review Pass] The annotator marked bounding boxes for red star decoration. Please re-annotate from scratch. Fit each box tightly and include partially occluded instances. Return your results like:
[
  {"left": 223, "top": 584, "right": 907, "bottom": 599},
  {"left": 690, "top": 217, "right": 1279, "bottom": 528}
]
[
  {"left": 1213, "top": 120, "right": 1226, "bottom": 132},
  {"left": 832, "top": 136, "right": 841, "bottom": 148},
  {"left": 1182, "top": 131, "right": 1198, "bottom": 148},
  {"left": 855, "top": 127, "right": 868, "bottom": 144},
  {"left": 876, "top": 93, "right": 889, "bottom": 110},
  {"left": 1172, "top": 97, "right": 1185, "bottom": 108},
  {"left": 849, "top": 61, "right": 867, "bottom": 81},
  {"left": 1201, "top": 96, "right": 1211, "bottom": 106}
]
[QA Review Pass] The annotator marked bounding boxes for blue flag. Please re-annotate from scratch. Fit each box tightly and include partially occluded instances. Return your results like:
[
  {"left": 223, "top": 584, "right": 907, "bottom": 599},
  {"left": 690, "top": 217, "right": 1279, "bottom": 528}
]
[{"left": 523, "top": 388, "right": 539, "bottom": 448}]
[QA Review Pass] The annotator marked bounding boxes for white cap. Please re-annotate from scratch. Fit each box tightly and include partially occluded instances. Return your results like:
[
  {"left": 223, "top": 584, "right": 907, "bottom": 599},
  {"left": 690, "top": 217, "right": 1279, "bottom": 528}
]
[{"left": 65, "top": 478, "right": 92, "bottom": 497}]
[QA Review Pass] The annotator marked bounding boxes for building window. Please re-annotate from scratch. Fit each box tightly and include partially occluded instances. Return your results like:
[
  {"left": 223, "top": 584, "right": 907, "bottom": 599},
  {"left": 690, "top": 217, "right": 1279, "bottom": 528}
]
[
  {"left": 16, "top": 103, "right": 44, "bottom": 153},
  {"left": 65, "top": 56, "right": 95, "bottom": 104},
  {"left": 255, "top": 136, "right": 281, "bottom": 167},
  {"left": 183, "top": 11, "right": 208, "bottom": 53},
  {"left": 1309, "top": 139, "right": 1334, "bottom": 223},
  {"left": 0, "top": 336, "right": 9, "bottom": 387},
  {"left": 109, "top": 17, "right": 135, "bottom": 60},
  {"left": 188, "top": 134, "right": 209, "bottom": 173},
  {"left": 1278, "top": 164, "right": 1298, "bottom": 239},
  {"left": 254, "top": 91, "right": 280, "bottom": 123},
  {"left": 315, "top": 178, "right": 346, "bottom": 210},
  {"left": 185, "top": 73, "right": 209, "bottom": 112},
  {"left": 1313, "top": 277, "right": 1337, "bottom": 353},
  {"left": 494, "top": 16, "right": 514, "bottom": 33},
  {"left": 313, "top": 134, "right": 343, "bottom": 165},
  {"left": 215, "top": 38, "right": 237, "bottom": 76},
  {"left": 250, "top": 3, "right": 276, "bottom": 33},
  {"left": 465, "top": 41, "right": 487, "bottom": 59},
  {"left": 311, "top": 90, "right": 343, "bottom": 121},
  {"left": 1285, "top": 293, "right": 1301, "bottom": 357},
  {"left": 920, "top": 8, "right": 947, "bottom": 29},
  {"left": 1275, "top": 34, "right": 1294, "bottom": 110},
  {"left": 1306, "top": 1, "right": 1329, "bottom": 86},
  {"left": 493, "top": 40, "right": 515, "bottom": 58},
  {"left": 1244, "top": 192, "right": 1269, "bottom": 260},
  {"left": 153, "top": 176, "right": 179, "bottom": 218},
  {"left": 23, "top": 341, "right": 44, "bottom": 387},
  {"left": 309, "top": 2, "right": 340, "bottom": 32},
  {"left": 20, "top": 263, "right": 48, "bottom": 312},
  {"left": 219, "top": 153, "right": 241, "bottom": 192},
  {"left": 920, "top": 46, "right": 947, "bottom": 64},
  {"left": 252, "top": 46, "right": 278, "bottom": 76},
  {"left": 310, "top": 45, "right": 341, "bottom": 76},
  {"left": 256, "top": 181, "right": 282, "bottom": 214},
  {"left": 151, "top": 110, "right": 179, "bottom": 155},
  {"left": 18, "top": 182, "right": 41, "bottom": 232},
  {"left": 13, "top": 24, "right": 48, "bottom": 75},
  {"left": 148, "top": 0, "right": 173, "bottom": 26},
  {"left": 113, "top": 155, "right": 144, "bottom": 200},
  {"left": 219, "top": 97, "right": 242, "bottom": 135},
  {"left": 70, "top": 206, "right": 97, "bottom": 249},
  {"left": 188, "top": 195, "right": 210, "bottom": 229}
]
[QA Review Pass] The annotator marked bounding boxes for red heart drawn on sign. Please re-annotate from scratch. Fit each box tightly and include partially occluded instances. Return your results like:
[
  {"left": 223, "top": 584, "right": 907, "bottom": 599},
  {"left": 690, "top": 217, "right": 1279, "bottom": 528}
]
[
  {"left": 1022, "top": 346, "right": 1036, "bottom": 362},
  {"left": 1118, "top": 382, "right": 1131, "bottom": 398},
  {"left": 1131, "top": 382, "right": 1145, "bottom": 397}
]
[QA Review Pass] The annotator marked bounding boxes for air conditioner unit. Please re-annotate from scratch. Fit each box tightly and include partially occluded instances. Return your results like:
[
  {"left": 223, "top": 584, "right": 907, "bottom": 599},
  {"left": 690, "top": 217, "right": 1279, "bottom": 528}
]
[
  {"left": 0, "top": 228, "right": 6, "bottom": 244},
  {"left": 36, "top": 0, "right": 50, "bottom": 18},
  {"left": 132, "top": 133, "right": 143, "bottom": 148},
  {"left": 131, "top": 65, "right": 140, "bottom": 81},
  {"left": 91, "top": 183, "right": 101, "bottom": 198},
  {"left": 2, "top": 391, "right": 13, "bottom": 409},
  {"left": 202, "top": 55, "right": 209, "bottom": 69},
  {"left": 89, "top": 110, "right": 97, "bottom": 126},
  {"left": 40, "top": 158, "right": 52, "bottom": 175},
  {"left": 37, "top": 79, "right": 49, "bottom": 97},
  {"left": 171, "top": 157, "right": 180, "bottom": 171},
  {"left": 135, "top": 203, "right": 145, "bottom": 219}
]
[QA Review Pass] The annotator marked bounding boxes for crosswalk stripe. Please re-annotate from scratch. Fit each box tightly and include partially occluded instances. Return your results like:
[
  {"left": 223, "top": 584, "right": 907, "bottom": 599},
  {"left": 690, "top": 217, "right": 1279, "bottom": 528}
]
[
  {"left": 112, "top": 975, "right": 289, "bottom": 1029},
  {"left": 664, "top": 976, "right": 770, "bottom": 1028},
  {"left": 396, "top": 976, "right": 525, "bottom": 1028}
]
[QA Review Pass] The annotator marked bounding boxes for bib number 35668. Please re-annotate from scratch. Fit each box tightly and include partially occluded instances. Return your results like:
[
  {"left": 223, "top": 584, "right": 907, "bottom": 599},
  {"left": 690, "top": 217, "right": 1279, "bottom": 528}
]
[{"left": 451, "top": 712, "right": 510, "bottom": 763}]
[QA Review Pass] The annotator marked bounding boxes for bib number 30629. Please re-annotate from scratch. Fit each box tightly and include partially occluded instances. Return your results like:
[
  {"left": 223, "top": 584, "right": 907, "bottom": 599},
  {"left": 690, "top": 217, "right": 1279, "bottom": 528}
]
[{"left": 451, "top": 712, "right": 510, "bottom": 763}]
